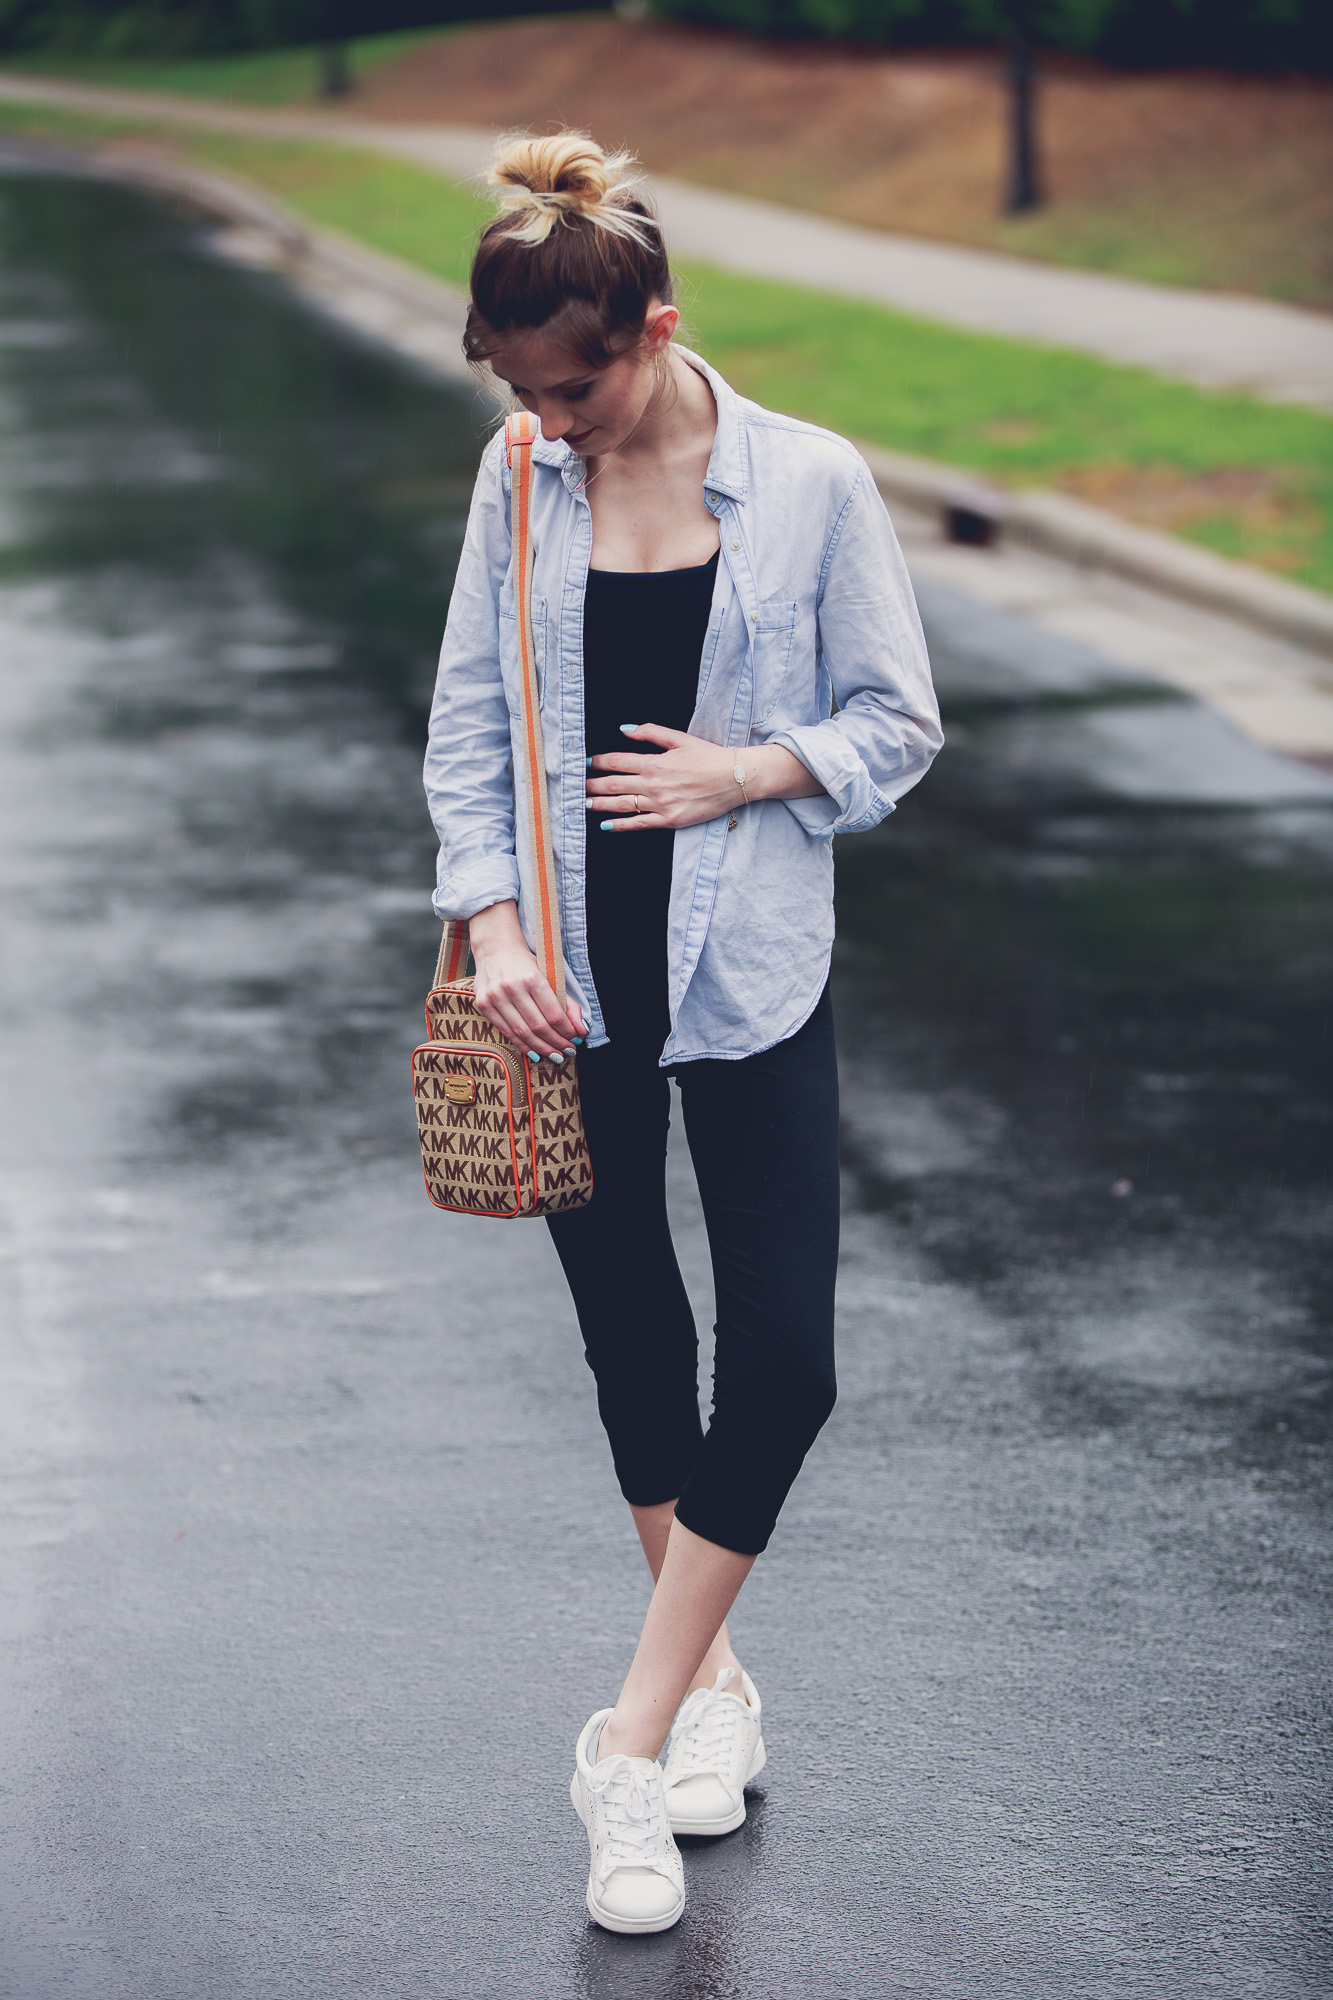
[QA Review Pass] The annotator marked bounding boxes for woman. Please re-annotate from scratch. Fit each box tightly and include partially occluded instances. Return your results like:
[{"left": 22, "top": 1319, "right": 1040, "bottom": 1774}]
[{"left": 425, "top": 132, "right": 941, "bottom": 1936}]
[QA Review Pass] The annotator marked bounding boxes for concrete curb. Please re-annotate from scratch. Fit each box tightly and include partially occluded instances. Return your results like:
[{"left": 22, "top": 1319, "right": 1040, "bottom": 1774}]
[
  {"left": 860, "top": 446, "right": 1333, "bottom": 663},
  {"left": 4, "top": 132, "right": 1330, "bottom": 663}
]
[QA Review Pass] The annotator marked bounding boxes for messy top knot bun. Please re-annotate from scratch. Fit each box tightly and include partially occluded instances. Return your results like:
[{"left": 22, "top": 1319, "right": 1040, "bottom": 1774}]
[
  {"left": 488, "top": 132, "right": 652, "bottom": 250},
  {"left": 464, "top": 131, "right": 674, "bottom": 372}
]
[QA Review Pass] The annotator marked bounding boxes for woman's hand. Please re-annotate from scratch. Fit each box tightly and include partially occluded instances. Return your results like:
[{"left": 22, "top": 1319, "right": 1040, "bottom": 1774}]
[
  {"left": 467, "top": 900, "right": 585, "bottom": 1058},
  {"left": 586, "top": 724, "right": 825, "bottom": 830}
]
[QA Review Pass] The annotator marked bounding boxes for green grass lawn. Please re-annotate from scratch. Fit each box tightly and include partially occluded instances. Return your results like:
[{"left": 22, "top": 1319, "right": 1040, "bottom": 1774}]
[
  {"left": 193, "top": 131, "right": 489, "bottom": 286},
  {"left": 675, "top": 265, "right": 1333, "bottom": 588},
  {"left": 1, "top": 99, "right": 1330, "bottom": 593}
]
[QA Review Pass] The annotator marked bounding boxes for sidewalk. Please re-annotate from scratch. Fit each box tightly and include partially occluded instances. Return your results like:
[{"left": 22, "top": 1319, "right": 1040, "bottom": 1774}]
[{"left": 1, "top": 71, "right": 1332, "bottom": 409}]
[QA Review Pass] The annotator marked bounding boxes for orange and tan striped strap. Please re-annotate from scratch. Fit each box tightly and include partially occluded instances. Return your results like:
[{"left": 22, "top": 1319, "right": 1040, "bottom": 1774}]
[
  {"left": 436, "top": 411, "right": 565, "bottom": 1008},
  {"left": 433, "top": 920, "right": 469, "bottom": 987}
]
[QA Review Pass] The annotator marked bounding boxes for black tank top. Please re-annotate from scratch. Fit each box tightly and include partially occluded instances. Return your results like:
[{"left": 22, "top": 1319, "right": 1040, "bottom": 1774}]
[{"left": 581, "top": 551, "right": 718, "bottom": 1041}]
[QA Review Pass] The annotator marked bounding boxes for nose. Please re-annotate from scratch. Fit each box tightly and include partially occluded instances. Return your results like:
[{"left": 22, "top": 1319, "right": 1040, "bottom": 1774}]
[{"left": 533, "top": 399, "right": 572, "bottom": 442}]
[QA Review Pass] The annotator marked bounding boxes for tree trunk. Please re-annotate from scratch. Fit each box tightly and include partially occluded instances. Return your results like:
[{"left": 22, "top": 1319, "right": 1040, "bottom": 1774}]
[
  {"left": 319, "top": 40, "right": 350, "bottom": 100},
  {"left": 318, "top": 0, "right": 349, "bottom": 101},
  {"left": 1005, "top": 21, "right": 1041, "bottom": 214}
]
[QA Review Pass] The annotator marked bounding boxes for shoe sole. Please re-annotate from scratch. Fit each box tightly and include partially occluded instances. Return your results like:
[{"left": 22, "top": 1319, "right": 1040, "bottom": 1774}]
[
  {"left": 665, "top": 1734, "right": 767, "bottom": 1838},
  {"left": 569, "top": 1772, "right": 686, "bottom": 1935}
]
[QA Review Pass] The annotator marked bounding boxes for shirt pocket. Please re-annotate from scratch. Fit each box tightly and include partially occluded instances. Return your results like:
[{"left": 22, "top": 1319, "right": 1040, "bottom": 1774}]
[{"left": 750, "top": 599, "right": 799, "bottom": 724}]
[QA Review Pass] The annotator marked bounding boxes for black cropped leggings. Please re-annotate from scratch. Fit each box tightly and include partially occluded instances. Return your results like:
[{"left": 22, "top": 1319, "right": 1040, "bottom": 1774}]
[{"left": 546, "top": 989, "right": 840, "bottom": 1557}]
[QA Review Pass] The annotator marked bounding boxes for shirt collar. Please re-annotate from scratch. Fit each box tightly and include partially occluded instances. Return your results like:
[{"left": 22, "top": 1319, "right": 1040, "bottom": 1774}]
[
  {"left": 678, "top": 348, "right": 748, "bottom": 503},
  {"left": 525, "top": 349, "right": 748, "bottom": 503},
  {"left": 529, "top": 428, "right": 583, "bottom": 494}
]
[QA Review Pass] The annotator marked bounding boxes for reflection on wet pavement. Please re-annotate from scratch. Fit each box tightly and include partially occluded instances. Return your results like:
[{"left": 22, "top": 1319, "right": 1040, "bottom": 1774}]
[
  {"left": 839, "top": 579, "right": 1332, "bottom": 1421},
  {"left": 1, "top": 170, "right": 1329, "bottom": 1999}
]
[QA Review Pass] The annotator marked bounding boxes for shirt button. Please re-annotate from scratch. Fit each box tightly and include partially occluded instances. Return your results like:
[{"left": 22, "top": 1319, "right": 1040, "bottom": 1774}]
[
  {"left": 731, "top": 539, "right": 740, "bottom": 550},
  {"left": 751, "top": 609, "right": 759, "bottom": 622},
  {"left": 707, "top": 491, "right": 719, "bottom": 506}
]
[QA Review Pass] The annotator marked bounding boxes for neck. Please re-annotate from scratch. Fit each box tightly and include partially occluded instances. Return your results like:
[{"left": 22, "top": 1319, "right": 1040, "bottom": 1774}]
[{"left": 591, "top": 348, "right": 716, "bottom": 476}]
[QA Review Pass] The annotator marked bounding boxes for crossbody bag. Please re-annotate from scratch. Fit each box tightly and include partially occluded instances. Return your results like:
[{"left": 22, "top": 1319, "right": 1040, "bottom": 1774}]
[{"left": 411, "top": 411, "right": 594, "bottom": 1218}]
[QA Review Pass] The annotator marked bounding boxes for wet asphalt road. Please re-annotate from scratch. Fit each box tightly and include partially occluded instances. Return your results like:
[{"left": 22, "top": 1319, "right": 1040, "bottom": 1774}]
[{"left": 1, "top": 170, "right": 1331, "bottom": 2000}]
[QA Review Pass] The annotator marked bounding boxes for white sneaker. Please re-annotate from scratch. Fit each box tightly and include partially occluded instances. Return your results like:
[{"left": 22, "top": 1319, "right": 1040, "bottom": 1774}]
[
  {"left": 570, "top": 1710, "right": 685, "bottom": 1935},
  {"left": 662, "top": 1667, "right": 766, "bottom": 1838}
]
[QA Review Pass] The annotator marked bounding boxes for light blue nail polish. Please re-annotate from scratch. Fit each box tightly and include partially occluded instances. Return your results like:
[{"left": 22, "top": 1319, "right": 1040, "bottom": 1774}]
[
  {"left": 600, "top": 820, "right": 614, "bottom": 831},
  {"left": 586, "top": 756, "right": 593, "bottom": 768},
  {"left": 572, "top": 1035, "right": 584, "bottom": 1045},
  {"left": 619, "top": 723, "right": 639, "bottom": 734},
  {"left": 527, "top": 1050, "right": 540, "bottom": 1062}
]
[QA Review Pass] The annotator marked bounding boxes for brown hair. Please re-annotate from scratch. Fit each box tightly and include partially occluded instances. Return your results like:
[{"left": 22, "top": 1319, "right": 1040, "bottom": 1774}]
[{"left": 463, "top": 133, "right": 674, "bottom": 372}]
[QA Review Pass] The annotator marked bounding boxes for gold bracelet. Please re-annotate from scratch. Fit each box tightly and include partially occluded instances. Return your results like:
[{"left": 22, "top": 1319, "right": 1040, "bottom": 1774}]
[{"left": 732, "top": 760, "right": 750, "bottom": 806}]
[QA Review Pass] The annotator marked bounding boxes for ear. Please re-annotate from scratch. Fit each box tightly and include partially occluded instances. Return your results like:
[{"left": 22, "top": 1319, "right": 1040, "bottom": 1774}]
[{"left": 644, "top": 301, "right": 680, "bottom": 351}]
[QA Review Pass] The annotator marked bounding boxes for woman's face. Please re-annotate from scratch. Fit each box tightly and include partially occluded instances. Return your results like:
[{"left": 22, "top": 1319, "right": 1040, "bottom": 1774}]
[{"left": 488, "top": 301, "right": 678, "bottom": 456}]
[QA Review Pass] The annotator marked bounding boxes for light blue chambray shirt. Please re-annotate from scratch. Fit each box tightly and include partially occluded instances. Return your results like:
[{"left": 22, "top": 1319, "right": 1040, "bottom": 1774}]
[{"left": 424, "top": 352, "right": 942, "bottom": 1064}]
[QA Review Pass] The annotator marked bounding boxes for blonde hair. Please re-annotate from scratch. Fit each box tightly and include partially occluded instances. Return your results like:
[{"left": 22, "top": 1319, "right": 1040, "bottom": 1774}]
[
  {"left": 464, "top": 129, "right": 674, "bottom": 370},
  {"left": 486, "top": 131, "right": 655, "bottom": 251}
]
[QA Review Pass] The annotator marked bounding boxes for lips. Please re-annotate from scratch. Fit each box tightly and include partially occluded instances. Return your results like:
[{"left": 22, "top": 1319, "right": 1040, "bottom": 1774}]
[{"left": 566, "top": 428, "right": 595, "bottom": 447}]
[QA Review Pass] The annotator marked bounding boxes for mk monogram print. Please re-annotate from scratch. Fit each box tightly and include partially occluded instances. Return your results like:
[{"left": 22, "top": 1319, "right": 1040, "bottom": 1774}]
[{"left": 412, "top": 977, "right": 594, "bottom": 1218}]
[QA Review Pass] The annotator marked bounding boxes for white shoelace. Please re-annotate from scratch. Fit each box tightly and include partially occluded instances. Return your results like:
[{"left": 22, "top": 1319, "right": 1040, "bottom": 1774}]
[
  {"left": 667, "top": 1666, "right": 747, "bottom": 1779},
  {"left": 586, "top": 1755, "right": 668, "bottom": 1868}
]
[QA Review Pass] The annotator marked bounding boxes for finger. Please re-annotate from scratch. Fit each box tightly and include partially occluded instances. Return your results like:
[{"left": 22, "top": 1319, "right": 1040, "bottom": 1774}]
[
  {"left": 518, "top": 1020, "right": 573, "bottom": 1058},
  {"left": 494, "top": 983, "right": 573, "bottom": 1056},
  {"left": 477, "top": 996, "right": 539, "bottom": 1048},
  {"left": 580, "top": 768, "right": 648, "bottom": 792},
  {"left": 587, "top": 753, "right": 654, "bottom": 777},
  {"left": 597, "top": 812, "right": 671, "bottom": 833},
  {"left": 513, "top": 985, "right": 577, "bottom": 1055},
  {"left": 584, "top": 793, "right": 654, "bottom": 815},
  {"left": 528, "top": 981, "right": 584, "bottom": 1059},
  {"left": 620, "top": 722, "right": 690, "bottom": 749},
  {"left": 483, "top": 995, "right": 554, "bottom": 1051}
]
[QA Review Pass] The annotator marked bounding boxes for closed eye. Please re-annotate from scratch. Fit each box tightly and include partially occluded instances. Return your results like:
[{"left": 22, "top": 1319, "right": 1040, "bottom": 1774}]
[{"left": 503, "top": 379, "right": 594, "bottom": 404}]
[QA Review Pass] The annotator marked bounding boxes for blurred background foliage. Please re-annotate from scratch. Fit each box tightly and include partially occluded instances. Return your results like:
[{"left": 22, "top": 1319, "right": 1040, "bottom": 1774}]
[
  {"left": 0, "top": 0, "right": 1328, "bottom": 70},
  {"left": 656, "top": 0, "right": 1331, "bottom": 73},
  {"left": 0, "top": 0, "right": 575, "bottom": 58}
]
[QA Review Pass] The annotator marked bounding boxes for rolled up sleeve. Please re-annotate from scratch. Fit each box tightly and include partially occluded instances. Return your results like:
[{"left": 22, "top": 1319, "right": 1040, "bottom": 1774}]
[
  {"left": 424, "top": 437, "right": 521, "bottom": 921},
  {"left": 772, "top": 460, "right": 942, "bottom": 839}
]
